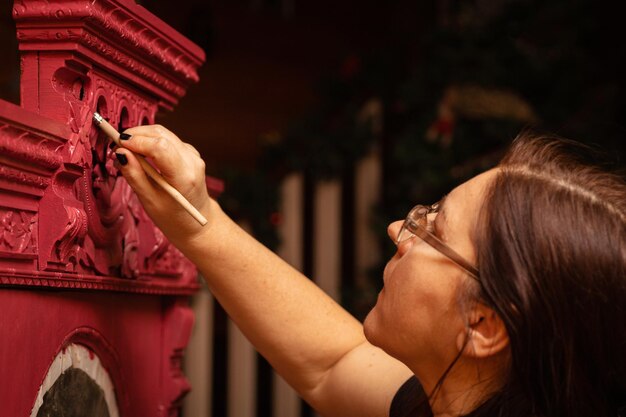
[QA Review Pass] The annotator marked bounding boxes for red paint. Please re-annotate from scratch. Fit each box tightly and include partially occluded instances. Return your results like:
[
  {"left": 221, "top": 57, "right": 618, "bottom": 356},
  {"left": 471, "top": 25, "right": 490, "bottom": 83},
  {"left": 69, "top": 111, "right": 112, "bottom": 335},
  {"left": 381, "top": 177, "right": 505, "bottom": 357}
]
[
  {"left": 0, "top": 289, "right": 191, "bottom": 416},
  {"left": 1, "top": 1, "right": 221, "bottom": 415}
]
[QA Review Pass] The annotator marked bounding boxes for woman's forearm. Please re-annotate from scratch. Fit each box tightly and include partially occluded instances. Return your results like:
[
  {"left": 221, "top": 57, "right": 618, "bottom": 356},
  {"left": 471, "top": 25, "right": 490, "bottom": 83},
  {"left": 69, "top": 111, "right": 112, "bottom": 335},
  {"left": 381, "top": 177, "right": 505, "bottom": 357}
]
[{"left": 181, "top": 198, "right": 367, "bottom": 398}]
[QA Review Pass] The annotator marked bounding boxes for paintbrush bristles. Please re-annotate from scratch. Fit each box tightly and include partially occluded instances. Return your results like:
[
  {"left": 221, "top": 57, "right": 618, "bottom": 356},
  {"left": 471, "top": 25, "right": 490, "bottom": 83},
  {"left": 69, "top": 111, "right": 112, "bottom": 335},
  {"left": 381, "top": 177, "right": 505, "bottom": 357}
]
[{"left": 93, "top": 112, "right": 123, "bottom": 147}]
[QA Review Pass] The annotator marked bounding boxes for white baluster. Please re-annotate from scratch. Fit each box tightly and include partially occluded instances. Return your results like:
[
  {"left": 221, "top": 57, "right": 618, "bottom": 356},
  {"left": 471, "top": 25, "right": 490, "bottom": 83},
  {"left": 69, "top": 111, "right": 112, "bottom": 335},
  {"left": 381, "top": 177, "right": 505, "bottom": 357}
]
[
  {"left": 355, "top": 149, "right": 382, "bottom": 291},
  {"left": 273, "top": 173, "right": 304, "bottom": 417},
  {"left": 313, "top": 179, "right": 342, "bottom": 302},
  {"left": 183, "top": 278, "right": 214, "bottom": 417},
  {"left": 227, "top": 221, "right": 258, "bottom": 417},
  {"left": 228, "top": 319, "right": 257, "bottom": 417}
]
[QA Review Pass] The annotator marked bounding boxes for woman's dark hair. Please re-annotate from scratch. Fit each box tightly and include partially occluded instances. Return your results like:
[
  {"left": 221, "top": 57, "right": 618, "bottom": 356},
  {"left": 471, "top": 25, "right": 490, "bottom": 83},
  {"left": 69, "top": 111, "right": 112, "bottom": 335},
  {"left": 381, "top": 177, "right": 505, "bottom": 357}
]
[{"left": 470, "top": 132, "right": 626, "bottom": 417}]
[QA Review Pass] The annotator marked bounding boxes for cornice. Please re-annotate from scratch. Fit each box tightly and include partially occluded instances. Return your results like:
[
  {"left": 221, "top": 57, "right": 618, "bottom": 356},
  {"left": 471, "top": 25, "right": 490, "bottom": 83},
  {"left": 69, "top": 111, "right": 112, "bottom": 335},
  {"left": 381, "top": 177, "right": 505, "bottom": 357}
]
[{"left": 13, "top": 0, "right": 205, "bottom": 91}]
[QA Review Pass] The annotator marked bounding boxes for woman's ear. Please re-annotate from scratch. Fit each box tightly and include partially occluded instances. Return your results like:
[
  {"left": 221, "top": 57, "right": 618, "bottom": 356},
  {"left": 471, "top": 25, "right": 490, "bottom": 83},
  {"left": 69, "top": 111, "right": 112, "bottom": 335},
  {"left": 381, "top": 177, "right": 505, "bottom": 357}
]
[{"left": 457, "top": 303, "right": 509, "bottom": 358}]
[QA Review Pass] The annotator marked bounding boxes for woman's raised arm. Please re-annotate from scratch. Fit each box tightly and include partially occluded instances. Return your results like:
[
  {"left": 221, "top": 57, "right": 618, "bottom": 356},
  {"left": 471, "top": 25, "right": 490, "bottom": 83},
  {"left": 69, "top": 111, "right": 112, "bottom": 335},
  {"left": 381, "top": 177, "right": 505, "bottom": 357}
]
[{"left": 113, "top": 124, "right": 412, "bottom": 417}]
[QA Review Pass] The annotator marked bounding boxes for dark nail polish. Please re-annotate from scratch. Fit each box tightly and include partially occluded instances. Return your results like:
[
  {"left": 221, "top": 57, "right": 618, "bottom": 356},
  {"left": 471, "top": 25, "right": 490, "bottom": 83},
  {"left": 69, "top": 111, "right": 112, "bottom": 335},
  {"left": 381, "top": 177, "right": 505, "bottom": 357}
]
[
  {"left": 115, "top": 153, "right": 128, "bottom": 166},
  {"left": 109, "top": 141, "right": 117, "bottom": 150},
  {"left": 119, "top": 133, "right": 131, "bottom": 140}
]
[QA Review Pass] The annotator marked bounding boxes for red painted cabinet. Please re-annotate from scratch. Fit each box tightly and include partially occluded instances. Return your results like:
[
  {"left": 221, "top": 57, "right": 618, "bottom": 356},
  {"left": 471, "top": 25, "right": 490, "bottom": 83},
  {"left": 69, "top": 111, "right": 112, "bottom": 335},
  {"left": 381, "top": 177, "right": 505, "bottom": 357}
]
[{"left": 0, "top": 1, "right": 218, "bottom": 415}]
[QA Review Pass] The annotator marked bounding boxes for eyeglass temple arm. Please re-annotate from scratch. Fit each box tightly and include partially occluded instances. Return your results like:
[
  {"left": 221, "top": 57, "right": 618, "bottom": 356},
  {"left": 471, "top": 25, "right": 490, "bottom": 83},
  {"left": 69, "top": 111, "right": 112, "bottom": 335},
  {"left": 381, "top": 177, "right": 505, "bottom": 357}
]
[{"left": 414, "top": 228, "right": 480, "bottom": 280}]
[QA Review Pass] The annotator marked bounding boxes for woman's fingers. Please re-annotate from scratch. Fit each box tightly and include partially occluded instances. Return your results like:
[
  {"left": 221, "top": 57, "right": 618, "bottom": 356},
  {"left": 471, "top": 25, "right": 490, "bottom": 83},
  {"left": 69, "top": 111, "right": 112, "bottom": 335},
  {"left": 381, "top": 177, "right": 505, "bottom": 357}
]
[
  {"left": 123, "top": 124, "right": 181, "bottom": 145},
  {"left": 110, "top": 125, "right": 212, "bottom": 238},
  {"left": 113, "top": 149, "right": 152, "bottom": 192},
  {"left": 116, "top": 134, "right": 180, "bottom": 175},
  {"left": 115, "top": 125, "right": 201, "bottom": 184},
  {"left": 113, "top": 149, "right": 159, "bottom": 207},
  {"left": 185, "top": 143, "right": 201, "bottom": 157}
]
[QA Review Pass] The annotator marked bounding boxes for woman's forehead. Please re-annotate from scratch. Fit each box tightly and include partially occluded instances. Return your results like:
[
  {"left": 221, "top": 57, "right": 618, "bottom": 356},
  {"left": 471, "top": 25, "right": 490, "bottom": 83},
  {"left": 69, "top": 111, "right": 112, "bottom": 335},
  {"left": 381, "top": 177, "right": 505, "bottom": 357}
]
[{"left": 442, "top": 169, "right": 497, "bottom": 226}]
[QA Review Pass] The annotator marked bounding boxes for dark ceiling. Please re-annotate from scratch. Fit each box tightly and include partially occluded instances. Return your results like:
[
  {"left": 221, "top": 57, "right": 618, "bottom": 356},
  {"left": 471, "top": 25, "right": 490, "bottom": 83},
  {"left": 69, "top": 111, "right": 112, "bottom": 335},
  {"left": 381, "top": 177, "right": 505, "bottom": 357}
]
[{"left": 140, "top": 0, "right": 435, "bottom": 171}]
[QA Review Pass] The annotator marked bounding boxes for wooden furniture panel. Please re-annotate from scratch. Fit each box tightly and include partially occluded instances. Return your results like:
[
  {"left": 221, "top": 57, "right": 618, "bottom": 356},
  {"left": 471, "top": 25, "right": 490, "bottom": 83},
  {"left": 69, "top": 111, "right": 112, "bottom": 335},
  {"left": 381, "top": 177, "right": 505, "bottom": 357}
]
[{"left": 0, "top": 1, "right": 221, "bottom": 415}]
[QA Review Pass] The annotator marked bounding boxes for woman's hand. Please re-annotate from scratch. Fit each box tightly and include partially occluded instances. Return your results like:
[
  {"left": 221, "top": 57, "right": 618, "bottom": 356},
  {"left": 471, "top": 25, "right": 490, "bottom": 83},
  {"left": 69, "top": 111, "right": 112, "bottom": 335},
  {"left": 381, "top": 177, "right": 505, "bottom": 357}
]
[{"left": 112, "top": 124, "right": 212, "bottom": 245}]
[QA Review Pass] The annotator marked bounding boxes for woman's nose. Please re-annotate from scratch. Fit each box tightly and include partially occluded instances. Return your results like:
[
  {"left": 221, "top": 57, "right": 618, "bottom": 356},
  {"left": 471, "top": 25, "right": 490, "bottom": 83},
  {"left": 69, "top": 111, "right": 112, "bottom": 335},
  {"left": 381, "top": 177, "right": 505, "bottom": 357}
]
[
  {"left": 387, "top": 220, "right": 404, "bottom": 243},
  {"left": 389, "top": 220, "right": 413, "bottom": 256}
]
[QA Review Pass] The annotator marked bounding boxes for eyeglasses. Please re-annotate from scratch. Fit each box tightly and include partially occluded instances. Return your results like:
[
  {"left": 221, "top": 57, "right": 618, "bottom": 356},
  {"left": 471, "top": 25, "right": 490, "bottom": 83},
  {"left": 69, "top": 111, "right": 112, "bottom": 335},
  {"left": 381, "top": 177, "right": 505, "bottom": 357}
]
[{"left": 396, "top": 203, "right": 480, "bottom": 280}]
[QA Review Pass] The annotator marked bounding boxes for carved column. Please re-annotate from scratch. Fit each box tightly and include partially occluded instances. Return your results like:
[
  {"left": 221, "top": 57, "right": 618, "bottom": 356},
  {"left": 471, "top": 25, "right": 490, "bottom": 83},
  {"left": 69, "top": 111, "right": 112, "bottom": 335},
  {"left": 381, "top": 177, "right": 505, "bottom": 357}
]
[{"left": 0, "top": 1, "right": 220, "bottom": 416}]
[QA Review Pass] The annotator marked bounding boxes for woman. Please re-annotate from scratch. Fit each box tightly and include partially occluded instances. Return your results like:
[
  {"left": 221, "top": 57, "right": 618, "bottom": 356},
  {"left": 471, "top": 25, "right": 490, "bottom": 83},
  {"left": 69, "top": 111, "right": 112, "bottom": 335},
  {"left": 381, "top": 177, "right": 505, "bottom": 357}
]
[{"left": 112, "top": 129, "right": 625, "bottom": 417}]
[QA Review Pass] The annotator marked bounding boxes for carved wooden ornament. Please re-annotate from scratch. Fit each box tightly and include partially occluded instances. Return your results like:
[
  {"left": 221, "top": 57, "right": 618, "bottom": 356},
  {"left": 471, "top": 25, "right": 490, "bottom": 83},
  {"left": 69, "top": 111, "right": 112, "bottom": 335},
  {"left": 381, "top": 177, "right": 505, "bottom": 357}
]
[{"left": 0, "top": 1, "right": 221, "bottom": 416}]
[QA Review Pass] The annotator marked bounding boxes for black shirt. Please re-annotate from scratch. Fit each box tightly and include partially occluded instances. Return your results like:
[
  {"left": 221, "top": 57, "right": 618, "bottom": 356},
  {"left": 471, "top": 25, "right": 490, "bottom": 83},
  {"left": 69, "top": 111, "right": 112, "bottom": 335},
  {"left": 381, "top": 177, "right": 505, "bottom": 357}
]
[{"left": 389, "top": 376, "right": 431, "bottom": 417}]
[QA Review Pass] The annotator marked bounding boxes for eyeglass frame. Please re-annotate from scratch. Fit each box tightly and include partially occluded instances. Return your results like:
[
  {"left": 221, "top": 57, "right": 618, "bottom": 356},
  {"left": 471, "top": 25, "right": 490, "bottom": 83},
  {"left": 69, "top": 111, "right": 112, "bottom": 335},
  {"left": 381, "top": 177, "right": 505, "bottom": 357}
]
[{"left": 395, "top": 203, "right": 480, "bottom": 281}]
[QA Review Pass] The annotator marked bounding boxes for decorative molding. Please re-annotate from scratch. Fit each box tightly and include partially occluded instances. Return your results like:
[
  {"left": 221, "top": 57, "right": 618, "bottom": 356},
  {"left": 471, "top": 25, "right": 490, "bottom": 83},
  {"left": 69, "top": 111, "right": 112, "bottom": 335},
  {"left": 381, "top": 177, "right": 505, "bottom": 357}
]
[
  {"left": 0, "top": 268, "right": 199, "bottom": 295},
  {"left": 0, "top": 128, "right": 64, "bottom": 172},
  {"left": 162, "top": 301, "right": 195, "bottom": 412},
  {"left": 144, "top": 228, "right": 190, "bottom": 278},
  {"left": 0, "top": 165, "right": 50, "bottom": 189},
  {"left": 0, "top": 210, "right": 37, "bottom": 254},
  {"left": 53, "top": 205, "right": 88, "bottom": 271},
  {"left": 0, "top": 98, "right": 71, "bottom": 138},
  {"left": 81, "top": 31, "right": 186, "bottom": 98},
  {"left": 1, "top": 68, "right": 198, "bottom": 292},
  {"left": 15, "top": 27, "right": 187, "bottom": 101},
  {"left": 13, "top": 0, "right": 204, "bottom": 107},
  {"left": 13, "top": 1, "right": 204, "bottom": 75},
  {"left": 92, "top": 75, "right": 156, "bottom": 127}
]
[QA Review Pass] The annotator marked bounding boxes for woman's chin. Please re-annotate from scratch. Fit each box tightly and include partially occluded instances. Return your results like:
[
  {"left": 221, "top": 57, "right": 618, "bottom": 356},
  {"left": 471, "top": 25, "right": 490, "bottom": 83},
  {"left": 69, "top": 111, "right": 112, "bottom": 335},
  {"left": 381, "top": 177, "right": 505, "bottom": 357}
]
[{"left": 362, "top": 303, "right": 381, "bottom": 346}]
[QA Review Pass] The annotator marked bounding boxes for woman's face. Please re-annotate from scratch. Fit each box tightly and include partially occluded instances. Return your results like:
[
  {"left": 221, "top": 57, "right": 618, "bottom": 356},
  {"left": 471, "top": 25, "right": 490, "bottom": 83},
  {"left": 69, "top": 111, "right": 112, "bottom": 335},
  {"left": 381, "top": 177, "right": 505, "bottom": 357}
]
[{"left": 363, "top": 169, "right": 496, "bottom": 372}]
